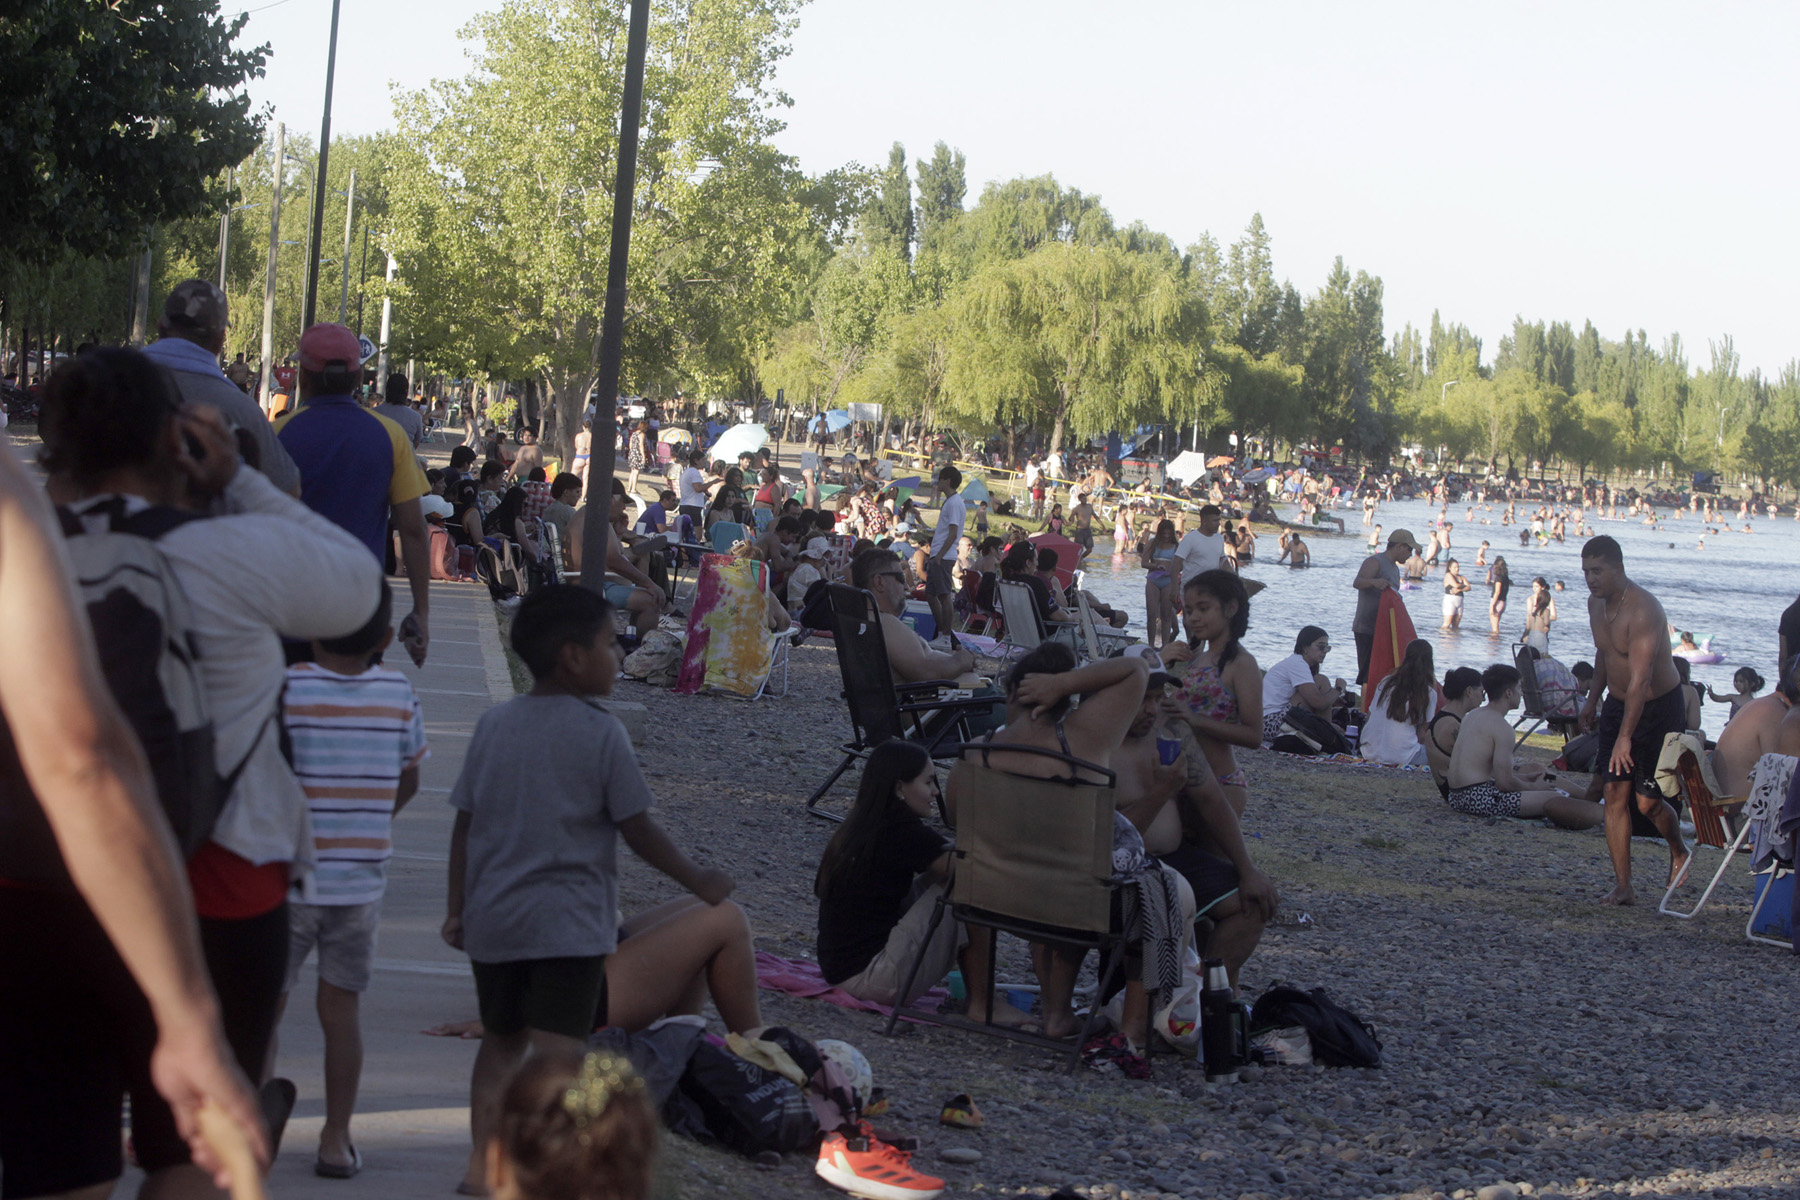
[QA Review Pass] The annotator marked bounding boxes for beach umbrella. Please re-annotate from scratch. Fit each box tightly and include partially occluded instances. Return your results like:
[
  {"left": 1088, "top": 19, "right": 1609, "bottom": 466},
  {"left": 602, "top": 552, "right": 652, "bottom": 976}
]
[
  {"left": 657, "top": 426, "right": 692, "bottom": 444},
  {"left": 1239, "top": 467, "right": 1272, "bottom": 484},
  {"left": 1165, "top": 450, "right": 1210, "bottom": 484},
  {"left": 709, "top": 422, "right": 769, "bottom": 463},
  {"left": 823, "top": 409, "right": 852, "bottom": 432},
  {"left": 1207, "top": 455, "right": 1235, "bottom": 468}
]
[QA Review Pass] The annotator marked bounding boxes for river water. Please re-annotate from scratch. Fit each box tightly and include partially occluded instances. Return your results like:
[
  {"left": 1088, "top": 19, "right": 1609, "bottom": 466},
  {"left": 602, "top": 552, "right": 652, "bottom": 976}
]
[{"left": 1071, "top": 498, "right": 1792, "bottom": 742}]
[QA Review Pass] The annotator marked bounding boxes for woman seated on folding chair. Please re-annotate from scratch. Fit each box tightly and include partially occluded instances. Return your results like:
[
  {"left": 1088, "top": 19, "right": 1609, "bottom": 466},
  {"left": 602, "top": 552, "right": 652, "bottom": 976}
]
[
  {"left": 815, "top": 741, "right": 968, "bottom": 1008},
  {"left": 945, "top": 645, "right": 1183, "bottom": 1067}
]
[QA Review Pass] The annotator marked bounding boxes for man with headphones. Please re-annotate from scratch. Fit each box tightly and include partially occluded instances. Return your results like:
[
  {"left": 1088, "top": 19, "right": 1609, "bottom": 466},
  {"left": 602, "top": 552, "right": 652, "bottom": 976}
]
[{"left": 276, "top": 323, "right": 432, "bottom": 666}]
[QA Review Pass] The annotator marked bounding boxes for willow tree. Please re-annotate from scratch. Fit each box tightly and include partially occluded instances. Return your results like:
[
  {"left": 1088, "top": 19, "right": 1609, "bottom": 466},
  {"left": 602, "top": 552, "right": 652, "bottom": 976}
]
[
  {"left": 943, "top": 240, "right": 1208, "bottom": 455},
  {"left": 388, "top": 0, "right": 812, "bottom": 460}
]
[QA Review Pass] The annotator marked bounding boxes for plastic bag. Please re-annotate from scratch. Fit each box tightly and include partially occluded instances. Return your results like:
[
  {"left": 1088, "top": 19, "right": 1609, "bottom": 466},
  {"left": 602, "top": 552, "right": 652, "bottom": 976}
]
[
  {"left": 1099, "top": 946, "right": 1203, "bottom": 1056},
  {"left": 622, "top": 630, "right": 683, "bottom": 687},
  {"left": 1153, "top": 947, "right": 1203, "bottom": 1055}
]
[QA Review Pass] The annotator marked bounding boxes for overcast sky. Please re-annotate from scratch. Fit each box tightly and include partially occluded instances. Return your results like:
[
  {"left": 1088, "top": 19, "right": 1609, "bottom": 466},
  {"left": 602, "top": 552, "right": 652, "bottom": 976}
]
[{"left": 237, "top": 0, "right": 1799, "bottom": 377}]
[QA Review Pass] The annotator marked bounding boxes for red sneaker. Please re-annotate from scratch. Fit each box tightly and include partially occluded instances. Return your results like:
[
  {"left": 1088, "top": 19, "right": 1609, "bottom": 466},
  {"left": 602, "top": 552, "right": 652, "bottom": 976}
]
[{"left": 815, "top": 1123, "right": 945, "bottom": 1200}]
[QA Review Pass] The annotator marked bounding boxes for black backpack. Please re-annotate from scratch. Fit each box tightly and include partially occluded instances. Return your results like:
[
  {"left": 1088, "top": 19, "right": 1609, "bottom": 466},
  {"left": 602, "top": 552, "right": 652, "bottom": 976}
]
[
  {"left": 0, "top": 501, "right": 226, "bottom": 888},
  {"left": 1250, "top": 984, "right": 1383, "bottom": 1068},
  {"left": 1271, "top": 707, "right": 1353, "bottom": 757}
]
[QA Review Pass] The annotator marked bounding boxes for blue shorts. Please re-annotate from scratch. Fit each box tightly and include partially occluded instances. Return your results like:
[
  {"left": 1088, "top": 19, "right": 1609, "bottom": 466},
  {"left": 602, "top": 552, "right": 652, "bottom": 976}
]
[{"left": 604, "top": 582, "right": 635, "bottom": 608}]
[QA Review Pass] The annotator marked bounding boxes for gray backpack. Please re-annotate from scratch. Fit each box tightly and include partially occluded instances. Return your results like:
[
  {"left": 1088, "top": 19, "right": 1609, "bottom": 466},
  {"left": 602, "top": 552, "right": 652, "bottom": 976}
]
[{"left": 0, "top": 501, "right": 223, "bottom": 888}]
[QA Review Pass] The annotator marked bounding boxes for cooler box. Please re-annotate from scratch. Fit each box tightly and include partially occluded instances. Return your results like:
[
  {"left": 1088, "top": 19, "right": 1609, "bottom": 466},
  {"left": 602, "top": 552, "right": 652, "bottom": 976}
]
[
  {"left": 1751, "top": 872, "right": 1794, "bottom": 942},
  {"left": 900, "top": 600, "right": 936, "bottom": 641}
]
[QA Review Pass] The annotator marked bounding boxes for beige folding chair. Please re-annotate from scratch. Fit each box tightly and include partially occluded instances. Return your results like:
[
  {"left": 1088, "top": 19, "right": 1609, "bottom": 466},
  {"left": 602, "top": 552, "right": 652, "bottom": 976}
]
[
  {"left": 885, "top": 744, "right": 1126, "bottom": 1071},
  {"left": 1657, "top": 735, "right": 1748, "bottom": 919}
]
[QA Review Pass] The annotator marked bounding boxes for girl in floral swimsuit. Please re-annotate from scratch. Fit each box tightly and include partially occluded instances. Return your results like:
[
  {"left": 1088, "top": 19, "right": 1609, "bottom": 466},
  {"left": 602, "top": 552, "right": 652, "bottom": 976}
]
[{"left": 1163, "top": 569, "right": 1264, "bottom": 817}]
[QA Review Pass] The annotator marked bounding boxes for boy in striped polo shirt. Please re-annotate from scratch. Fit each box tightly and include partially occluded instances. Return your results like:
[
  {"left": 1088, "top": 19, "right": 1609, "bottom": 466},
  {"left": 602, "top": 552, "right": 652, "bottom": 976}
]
[{"left": 279, "top": 582, "right": 428, "bottom": 1177}]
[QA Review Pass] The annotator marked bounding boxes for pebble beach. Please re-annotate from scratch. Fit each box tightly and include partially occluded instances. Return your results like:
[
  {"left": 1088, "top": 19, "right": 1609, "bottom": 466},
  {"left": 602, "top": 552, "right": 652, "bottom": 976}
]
[{"left": 613, "top": 644, "right": 1800, "bottom": 1200}]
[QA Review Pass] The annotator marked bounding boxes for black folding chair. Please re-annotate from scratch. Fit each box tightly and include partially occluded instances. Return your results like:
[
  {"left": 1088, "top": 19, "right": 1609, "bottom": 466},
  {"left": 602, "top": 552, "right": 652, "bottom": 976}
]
[
  {"left": 884, "top": 742, "right": 1126, "bottom": 1071},
  {"left": 804, "top": 584, "right": 999, "bottom": 821}
]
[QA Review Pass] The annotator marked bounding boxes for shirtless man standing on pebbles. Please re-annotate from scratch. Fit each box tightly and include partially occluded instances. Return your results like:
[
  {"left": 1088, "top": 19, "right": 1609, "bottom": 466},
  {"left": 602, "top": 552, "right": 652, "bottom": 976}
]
[{"left": 1577, "top": 535, "right": 1690, "bottom": 905}]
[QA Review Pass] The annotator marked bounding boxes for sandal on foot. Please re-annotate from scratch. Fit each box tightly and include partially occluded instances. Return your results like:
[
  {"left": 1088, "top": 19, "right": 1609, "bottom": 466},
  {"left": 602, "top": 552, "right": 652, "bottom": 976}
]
[
  {"left": 314, "top": 1145, "right": 362, "bottom": 1179},
  {"left": 939, "top": 1093, "right": 984, "bottom": 1129}
]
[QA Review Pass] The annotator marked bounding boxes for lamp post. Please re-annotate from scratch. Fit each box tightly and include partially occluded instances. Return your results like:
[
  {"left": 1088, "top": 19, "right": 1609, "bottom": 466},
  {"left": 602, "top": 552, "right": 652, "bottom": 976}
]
[
  {"left": 257, "top": 122, "right": 286, "bottom": 405},
  {"left": 577, "top": 0, "right": 652, "bottom": 592},
  {"left": 217, "top": 168, "right": 233, "bottom": 290},
  {"left": 338, "top": 168, "right": 356, "bottom": 323},
  {"left": 300, "top": 0, "right": 344, "bottom": 329},
  {"left": 1441, "top": 380, "right": 1460, "bottom": 403}
]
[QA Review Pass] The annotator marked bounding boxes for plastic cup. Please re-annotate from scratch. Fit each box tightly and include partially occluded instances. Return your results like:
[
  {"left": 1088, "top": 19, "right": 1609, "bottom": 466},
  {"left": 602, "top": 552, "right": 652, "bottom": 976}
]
[{"left": 1157, "top": 736, "right": 1181, "bottom": 765}]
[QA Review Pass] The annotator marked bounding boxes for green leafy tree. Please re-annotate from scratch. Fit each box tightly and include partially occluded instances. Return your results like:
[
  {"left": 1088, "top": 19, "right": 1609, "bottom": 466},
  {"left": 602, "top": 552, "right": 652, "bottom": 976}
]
[
  {"left": 809, "top": 245, "right": 913, "bottom": 406},
  {"left": 1572, "top": 319, "right": 1603, "bottom": 395},
  {"left": 861, "top": 142, "right": 914, "bottom": 263},
  {"left": 1740, "top": 363, "right": 1800, "bottom": 491},
  {"left": 1221, "top": 213, "right": 1281, "bottom": 356},
  {"left": 944, "top": 175, "right": 1114, "bottom": 271},
  {"left": 1302, "top": 257, "right": 1392, "bottom": 458},
  {"left": 389, "top": 0, "right": 812, "bottom": 459},
  {"left": 0, "top": 0, "right": 267, "bottom": 263},
  {"left": 943, "top": 240, "right": 1207, "bottom": 454},
  {"left": 913, "top": 141, "right": 966, "bottom": 253}
]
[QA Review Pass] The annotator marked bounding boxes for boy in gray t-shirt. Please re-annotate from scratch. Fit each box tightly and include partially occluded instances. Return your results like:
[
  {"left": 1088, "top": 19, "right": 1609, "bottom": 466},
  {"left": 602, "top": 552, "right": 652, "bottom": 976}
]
[{"left": 444, "top": 586, "right": 731, "bottom": 1193}]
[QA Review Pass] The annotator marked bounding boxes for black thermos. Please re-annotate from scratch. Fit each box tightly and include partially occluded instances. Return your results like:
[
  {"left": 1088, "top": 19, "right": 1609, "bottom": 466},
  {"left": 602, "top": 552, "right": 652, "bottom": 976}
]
[{"left": 1200, "top": 957, "right": 1246, "bottom": 1083}]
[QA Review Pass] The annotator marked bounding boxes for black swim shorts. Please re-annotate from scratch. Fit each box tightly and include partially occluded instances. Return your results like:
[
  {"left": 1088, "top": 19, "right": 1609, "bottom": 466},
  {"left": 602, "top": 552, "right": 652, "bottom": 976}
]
[
  {"left": 1595, "top": 685, "right": 1687, "bottom": 795},
  {"left": 1154, "top": 841, "right": 1241, "bottom": 918},
  {"left": 473, "top": 954, "right": 608, "bottom": 1039}
]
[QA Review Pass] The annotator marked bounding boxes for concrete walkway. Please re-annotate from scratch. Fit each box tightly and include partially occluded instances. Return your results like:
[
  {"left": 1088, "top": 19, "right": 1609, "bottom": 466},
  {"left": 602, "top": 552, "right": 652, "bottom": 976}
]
[{"left": 113, "top": 578, "right": 513, "bottom": 1198}]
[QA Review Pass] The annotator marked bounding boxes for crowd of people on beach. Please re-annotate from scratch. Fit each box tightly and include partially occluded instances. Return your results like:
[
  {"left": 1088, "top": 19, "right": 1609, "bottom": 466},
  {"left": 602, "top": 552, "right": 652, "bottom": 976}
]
[{"left": 8, "top": 292, "right": 1800, "bottom": 1200}]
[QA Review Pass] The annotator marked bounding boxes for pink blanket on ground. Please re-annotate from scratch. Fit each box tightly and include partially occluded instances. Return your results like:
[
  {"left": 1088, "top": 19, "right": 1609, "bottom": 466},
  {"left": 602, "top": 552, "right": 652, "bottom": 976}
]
[{"left": 755, "top": 950, "right": 946, "bottom": 1017}]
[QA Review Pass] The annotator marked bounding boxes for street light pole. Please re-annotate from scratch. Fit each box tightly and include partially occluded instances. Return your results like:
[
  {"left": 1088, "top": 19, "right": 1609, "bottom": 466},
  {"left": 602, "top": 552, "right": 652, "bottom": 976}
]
[
  {"left": 338, "top": 168, "right": 356, "bottom": 323},
  {"left": 217, "top": 168, "right": 233, "bottom": 290},
  {"left": 376, "top": 251, "right": 395, "bottom": 384},
  {"left": 578, "top": 0, "right": 652, "bottom": 592},
  {"left": 1441, "top": 379, "right": 1461, "bottom": 403},
  {"left": 300, "top": 0, "right": 343, "bottom": 329},
  {"left": 258, "top": 122, "right": 286, "bottom": 405}
]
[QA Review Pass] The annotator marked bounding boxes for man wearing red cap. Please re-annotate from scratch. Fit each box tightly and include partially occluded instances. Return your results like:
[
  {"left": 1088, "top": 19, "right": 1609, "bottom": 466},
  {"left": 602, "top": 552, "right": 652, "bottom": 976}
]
[{"left": 276, "top": 323, "right": 432, "bottom": 665}]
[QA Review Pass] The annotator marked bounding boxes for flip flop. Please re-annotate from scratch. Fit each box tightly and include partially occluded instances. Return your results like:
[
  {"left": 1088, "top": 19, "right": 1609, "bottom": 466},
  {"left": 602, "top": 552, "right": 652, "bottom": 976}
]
[
  {"left": 939, "top": 1093, "right": 984, "bottom": 1129},
  {"left": 314, "top": 1145, "right": 362, "bottom": 1179}
]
